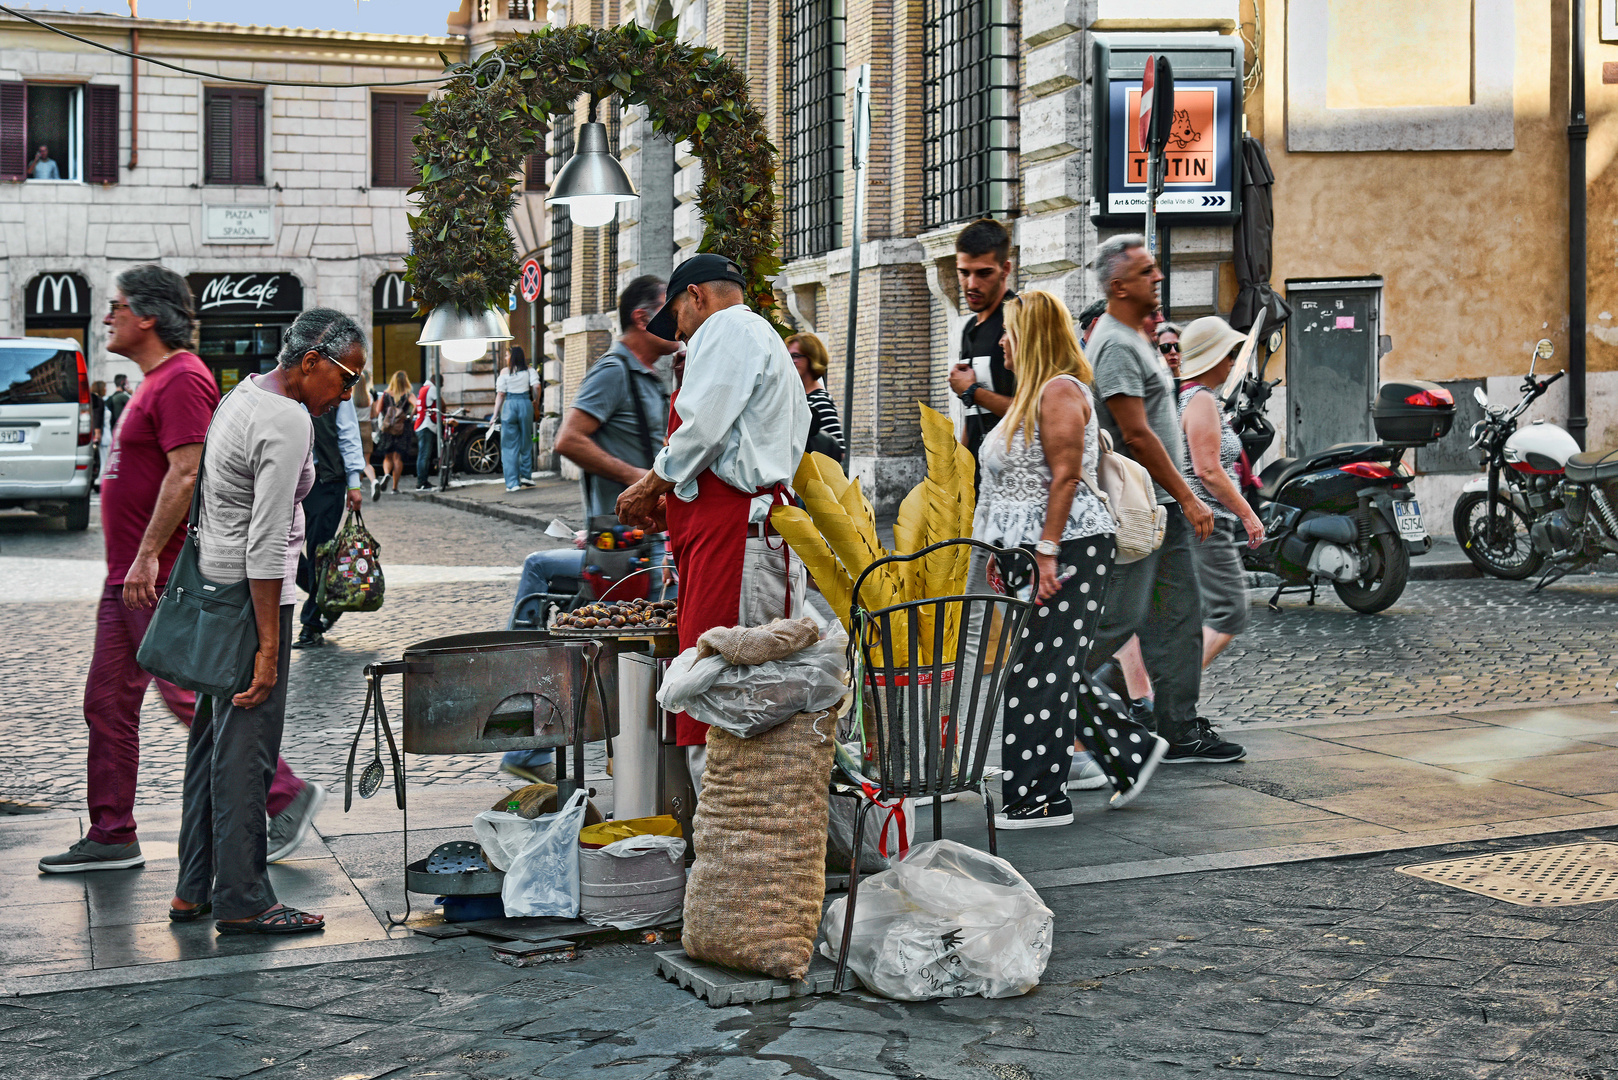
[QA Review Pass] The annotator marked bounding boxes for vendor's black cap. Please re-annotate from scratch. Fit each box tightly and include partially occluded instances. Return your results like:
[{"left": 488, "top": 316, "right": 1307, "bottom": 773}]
[{"left": 645, "top": 254, "right": 749, "bottom": 340}]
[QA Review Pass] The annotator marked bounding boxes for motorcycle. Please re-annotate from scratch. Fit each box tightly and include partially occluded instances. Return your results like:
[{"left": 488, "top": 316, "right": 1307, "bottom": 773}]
[
  {"left": 1452, "top": 339, "right": 1573, "bottom": 581},
  {"left": 1225, "top": 332, "right": 1455, "bottom": 614}
]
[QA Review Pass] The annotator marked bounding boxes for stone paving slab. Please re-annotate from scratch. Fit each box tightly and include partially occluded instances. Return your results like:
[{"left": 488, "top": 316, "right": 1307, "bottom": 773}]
[{"left": 9, "top": 827, "right": 1618, "bottom": 1077}]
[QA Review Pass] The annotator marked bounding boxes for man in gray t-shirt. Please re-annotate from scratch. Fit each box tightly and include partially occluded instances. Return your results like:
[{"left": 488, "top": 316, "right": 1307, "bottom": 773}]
[
  {"left": 1089, "top": 312, "right": 1184, "bottom": 505},
  {"left": 1085, "top": 234, "right": 1245, "bottom": 766},
  {"left": 567, "top": 342, "right": 670, "bottom": 519}
]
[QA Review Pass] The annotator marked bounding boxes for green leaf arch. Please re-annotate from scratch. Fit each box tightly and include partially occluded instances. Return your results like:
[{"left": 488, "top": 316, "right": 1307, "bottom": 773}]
[{"left": 404, "top": 22, "right": 785, "bottom": 332}]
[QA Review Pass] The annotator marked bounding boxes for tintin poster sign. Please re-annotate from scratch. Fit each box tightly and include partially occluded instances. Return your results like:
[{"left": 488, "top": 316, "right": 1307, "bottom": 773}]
[{"left": 1107, "top": 78, "right": 1234, "bottom": 215}]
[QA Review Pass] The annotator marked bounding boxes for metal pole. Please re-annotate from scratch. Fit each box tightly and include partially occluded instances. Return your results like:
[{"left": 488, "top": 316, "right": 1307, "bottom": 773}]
[
  {"left": 1569, "top": 0, "right": 1589, "bottom": 449},
  {"left": 1161, "top": 224, "right": 1171, "bottom": 322},
  {"left": 1144, "top": 150, "right": 1158, "bottom": 261},
  {"left": 841, "top": 64, "right": 871, "bottom": 448}
]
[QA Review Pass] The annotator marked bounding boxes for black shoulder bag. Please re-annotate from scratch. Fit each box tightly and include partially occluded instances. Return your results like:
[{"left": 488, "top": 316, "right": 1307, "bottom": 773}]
[{"left": 136, "top": 394, "right": 261, "bottom": 701}]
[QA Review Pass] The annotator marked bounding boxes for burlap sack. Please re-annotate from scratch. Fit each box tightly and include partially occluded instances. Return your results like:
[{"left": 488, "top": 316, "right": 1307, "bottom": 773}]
[
  {"left": 682, "top": 708, "right": 835, "bottom": 980},
  {"left": 696, "top": 617, "right": 819, "bottom": 666}
]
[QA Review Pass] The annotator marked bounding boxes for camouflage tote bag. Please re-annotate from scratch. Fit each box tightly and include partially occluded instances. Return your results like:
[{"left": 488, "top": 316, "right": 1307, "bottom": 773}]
[{"left": 314, "top": 508, "right": 386, "bottom": 615}]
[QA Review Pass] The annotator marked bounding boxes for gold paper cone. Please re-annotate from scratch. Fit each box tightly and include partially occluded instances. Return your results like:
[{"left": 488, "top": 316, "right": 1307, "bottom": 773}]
[{"left": 770, "top": 506, "right": 854, "bottom": 628}]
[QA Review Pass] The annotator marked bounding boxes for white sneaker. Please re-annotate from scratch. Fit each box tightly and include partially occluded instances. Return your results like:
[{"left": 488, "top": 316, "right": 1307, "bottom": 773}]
[
  {"left": 1065, "top": 751, "right": 1109, "bottom": 791},
  {"left": 1109, "top": 736, "right": 1170, "bottom": 810},
  {"left": 267, "top": 781, "right": 327, "bottom": 862}
]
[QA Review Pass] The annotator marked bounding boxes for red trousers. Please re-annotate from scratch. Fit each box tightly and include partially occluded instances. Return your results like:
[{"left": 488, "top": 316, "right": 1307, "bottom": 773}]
[{"left": 84, "top": 579, "right": 303, "bottom": 845}]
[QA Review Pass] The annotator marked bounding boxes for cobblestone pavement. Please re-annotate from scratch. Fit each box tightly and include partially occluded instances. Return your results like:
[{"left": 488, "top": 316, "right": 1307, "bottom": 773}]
[
  {"left": 0, "top": 496, "right": 564, "bottom": 810},
  {"left": 8, "top": 827, "right": 1618, "bottom": 1079},
  {"left": 4, "top": 498, "right": 1616, "bottom": 812}
]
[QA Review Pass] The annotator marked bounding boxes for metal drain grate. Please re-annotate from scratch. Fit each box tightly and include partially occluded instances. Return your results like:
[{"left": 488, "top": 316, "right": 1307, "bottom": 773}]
[{"left": 1398, "top": 843, "right": 1618, "bottom": 906}]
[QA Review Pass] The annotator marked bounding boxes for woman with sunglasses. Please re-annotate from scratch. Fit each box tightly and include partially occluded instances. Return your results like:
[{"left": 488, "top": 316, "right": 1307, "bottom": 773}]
[
  {"left": 168, "top": 308, "right": 365, "bottom": 935},
  {"left": 1156, "top": 321, "right": 1183, "bottom": 380},
  {"left": 1177, "top": 316, "right": 1266, "bottom": 666},
  {"left": 786, "top": 332, "right": 844, "bottom": 464}
]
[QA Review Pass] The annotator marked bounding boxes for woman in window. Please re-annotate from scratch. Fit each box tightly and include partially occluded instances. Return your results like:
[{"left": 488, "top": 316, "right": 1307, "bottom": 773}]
[
  {"left": 491, "top": 346, "right": 540, "bottom": 492},
  {"left": 787, "top": 333, "right": 844, "bottom": 464},
  {"left": 371, "top": 370, "right": 415, "bottom": 498}
]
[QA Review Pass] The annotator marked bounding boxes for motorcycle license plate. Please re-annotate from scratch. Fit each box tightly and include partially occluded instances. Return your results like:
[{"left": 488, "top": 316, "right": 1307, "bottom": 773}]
[{"left": 1393, "top": 500, "right": 1425, "bottom": 541}]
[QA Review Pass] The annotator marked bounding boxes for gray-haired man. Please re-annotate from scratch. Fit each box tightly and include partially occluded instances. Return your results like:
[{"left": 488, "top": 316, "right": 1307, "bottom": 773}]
[{"left": 1086, "top": 235, "right": 1245, "bottom": 764}]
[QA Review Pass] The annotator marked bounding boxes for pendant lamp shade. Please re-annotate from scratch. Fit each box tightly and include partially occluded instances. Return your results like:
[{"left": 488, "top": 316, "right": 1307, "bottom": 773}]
[
  {"left": 417, "top": 303, "right": 513, "bottom": 363},
  {"left": 547, "top": 121, "right": 638, "bottom": 228}
]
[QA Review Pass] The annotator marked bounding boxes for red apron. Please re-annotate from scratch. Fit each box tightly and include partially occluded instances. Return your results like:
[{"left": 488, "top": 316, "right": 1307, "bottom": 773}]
[{"left": 663, "top": 392, "right": 791, "bottom": 746}]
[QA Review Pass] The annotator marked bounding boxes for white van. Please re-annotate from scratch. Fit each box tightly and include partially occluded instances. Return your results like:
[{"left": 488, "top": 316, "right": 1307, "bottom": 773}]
[{"left": 0, "top": 337, "right": 93, "bottom": 530}]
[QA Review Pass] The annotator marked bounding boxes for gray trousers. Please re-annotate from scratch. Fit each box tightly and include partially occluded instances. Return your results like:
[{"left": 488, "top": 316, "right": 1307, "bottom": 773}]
[
  {"left": 1086, "top": 505, "right": 1204, "bottom": 741},
  {"left": 176, "top": 605, "right": 293, "bottom": 920}
]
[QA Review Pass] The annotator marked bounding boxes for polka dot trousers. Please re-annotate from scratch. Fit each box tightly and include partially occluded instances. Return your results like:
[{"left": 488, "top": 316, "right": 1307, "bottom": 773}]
[{"left": 1002, "top": 535, "right": 1157, "bottom": 814}]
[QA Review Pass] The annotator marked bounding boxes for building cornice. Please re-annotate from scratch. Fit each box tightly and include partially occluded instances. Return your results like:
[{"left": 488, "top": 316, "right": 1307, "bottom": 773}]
[{"left": 0, "top": 9, "right": 461, "bottom": 69}]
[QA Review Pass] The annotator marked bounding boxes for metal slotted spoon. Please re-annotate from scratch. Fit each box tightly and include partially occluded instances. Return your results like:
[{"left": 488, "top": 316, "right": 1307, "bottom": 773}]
[{"left": 358, "top": 703, "right": 385, "bottom": 798}]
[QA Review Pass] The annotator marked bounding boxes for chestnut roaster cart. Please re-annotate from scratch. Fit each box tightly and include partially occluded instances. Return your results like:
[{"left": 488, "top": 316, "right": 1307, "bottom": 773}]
[{"left": 344, "top": 626, "right": 690, "bottom": 927}]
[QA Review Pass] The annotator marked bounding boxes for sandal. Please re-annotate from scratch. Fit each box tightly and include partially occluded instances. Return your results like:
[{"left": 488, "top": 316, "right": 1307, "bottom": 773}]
[
  {"left": 215, "top": 906, "right": 325, "bottom": 936},
  {"left": 168, "top": 902, "right": 212, "bottom": 923}
]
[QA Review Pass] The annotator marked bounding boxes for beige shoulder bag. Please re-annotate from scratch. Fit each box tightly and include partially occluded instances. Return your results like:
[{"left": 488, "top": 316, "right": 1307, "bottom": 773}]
[{"left": 1093, "top": 428, "right": 1167, "bottom": 564}]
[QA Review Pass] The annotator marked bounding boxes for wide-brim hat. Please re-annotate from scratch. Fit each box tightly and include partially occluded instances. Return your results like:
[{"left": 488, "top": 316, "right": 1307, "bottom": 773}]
[
  {"left": 645, "top": 254, "right": 749, "bottom": 341},
  {"left": 1177, "top": 316, "right": 1247, "bottom": 380}
]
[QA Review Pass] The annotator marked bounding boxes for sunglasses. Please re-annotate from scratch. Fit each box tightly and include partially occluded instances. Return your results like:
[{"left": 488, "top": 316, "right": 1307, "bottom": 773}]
[
  {"left": 313, "top": 347, "right": 363, "bottom": 391},
  {"left": 1158, "top": 341, "right": 1180, "bottom": 354}
]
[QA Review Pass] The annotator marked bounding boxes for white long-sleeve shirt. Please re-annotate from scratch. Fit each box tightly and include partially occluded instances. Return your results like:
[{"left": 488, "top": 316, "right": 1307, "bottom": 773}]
[{"left": 652, "top": 304, "right": 810, "bottom": 505}]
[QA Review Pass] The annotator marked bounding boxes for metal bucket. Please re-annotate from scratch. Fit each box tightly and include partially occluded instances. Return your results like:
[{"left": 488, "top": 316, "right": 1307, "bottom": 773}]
[
  {"left": 400, "top": 631, "right": 632, "bottom": 755},
  {"left": 579, "top": 845, "right": 686, "bottom": 929}
]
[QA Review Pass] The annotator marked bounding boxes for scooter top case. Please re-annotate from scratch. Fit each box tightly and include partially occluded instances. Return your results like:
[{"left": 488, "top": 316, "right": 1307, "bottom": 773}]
[{"left": 1373, "top": 380, "right": 1456, "bottom": 446}]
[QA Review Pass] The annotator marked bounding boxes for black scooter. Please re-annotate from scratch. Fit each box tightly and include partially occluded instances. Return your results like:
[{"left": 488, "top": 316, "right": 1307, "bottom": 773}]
[{"left": 1225, "top": 344, "right": 1455, "bottom": 614}]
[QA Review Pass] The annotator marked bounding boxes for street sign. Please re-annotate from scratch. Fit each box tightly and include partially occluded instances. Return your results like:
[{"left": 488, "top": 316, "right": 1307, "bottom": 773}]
[
  {"left": 1138, "top": 55, "right": 1155, "bottom": 154},
  {"left": 519, "top": 258, "right": 543, "bottom": 303},
  {"left": 1090, "top": 37, "right": 1242, "bottom": 227}
]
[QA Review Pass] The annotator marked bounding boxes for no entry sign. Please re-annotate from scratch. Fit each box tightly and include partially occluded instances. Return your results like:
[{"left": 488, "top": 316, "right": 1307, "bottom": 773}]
[
  {"left": 1138, "top": 55, "right": 1155, "bottom": 153},
  {"left": 519, "top": 259, "right": 543, "bottom": 303}
]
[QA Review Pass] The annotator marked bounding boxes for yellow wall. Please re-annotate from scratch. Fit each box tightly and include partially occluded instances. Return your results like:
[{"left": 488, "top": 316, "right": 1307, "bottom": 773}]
[
  {"left": 1326, "top": 0, "right": 1473, "bottom": 110},
  {"left": 1250, "top": 0, "right": 1618, "bottom": 383}
]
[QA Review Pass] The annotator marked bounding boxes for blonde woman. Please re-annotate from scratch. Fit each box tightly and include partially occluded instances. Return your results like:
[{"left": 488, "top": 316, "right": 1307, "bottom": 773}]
[
  {"left": 972, "top": 291, "right": 1167, "bottom": 829},
  {"left": 371, "top": 370, "right": 415, "bottom": 497}
]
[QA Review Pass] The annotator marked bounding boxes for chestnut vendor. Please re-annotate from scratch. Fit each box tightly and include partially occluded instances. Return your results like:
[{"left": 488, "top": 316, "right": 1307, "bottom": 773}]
[{"left": 616, "top": 254, "right": 809, "bottom": 795}]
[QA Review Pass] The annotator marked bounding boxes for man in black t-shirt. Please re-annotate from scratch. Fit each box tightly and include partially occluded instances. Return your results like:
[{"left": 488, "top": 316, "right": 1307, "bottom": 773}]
[{"left": 947, "top": 219, "right": 1017, "bottom": 460}]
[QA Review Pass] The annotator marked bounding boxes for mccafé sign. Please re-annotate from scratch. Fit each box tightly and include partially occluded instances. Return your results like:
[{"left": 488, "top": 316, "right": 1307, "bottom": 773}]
[{"left": 186, "top": 273, "right": 304, "bottom": 317}]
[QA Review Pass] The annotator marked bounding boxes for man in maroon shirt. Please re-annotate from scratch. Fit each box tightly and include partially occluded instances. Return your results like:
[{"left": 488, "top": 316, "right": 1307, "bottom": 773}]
[{"left": 39, "top": 265, "right": 316, "bottom": 874}]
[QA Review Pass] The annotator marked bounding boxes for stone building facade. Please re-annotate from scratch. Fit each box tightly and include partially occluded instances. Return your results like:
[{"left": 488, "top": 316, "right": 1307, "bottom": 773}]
[
  {"left": 0, "top": 6, "right": 526, "bottom": 416},
  {"left": 547, "top": 0, "right": 1242, "bottom": 510}
]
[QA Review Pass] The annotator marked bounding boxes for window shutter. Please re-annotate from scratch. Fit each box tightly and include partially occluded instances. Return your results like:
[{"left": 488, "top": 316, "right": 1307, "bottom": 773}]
[
  {"left": 231, "top": 92, "right": 262, "bottom": 185},
  {"left": 0, "top": 82, "right": 26, "bottom": 182},
  {"left": 372, "top": 97, "right": 397, "bottom": 187},
  {"left": 370, "top": 95, "right": 426, "bottom": 188},
  {"left": 525, "top": 147, "right": 548, "bottom": 191},
  {"left": 397, "top": 99, "right": 423, "bottom": 183},
  {"left": 85, "top": 84, "right": 120, "bottom": 184},
  {"left": 204, "top": 91, "right": 233, "bottom": 184}
]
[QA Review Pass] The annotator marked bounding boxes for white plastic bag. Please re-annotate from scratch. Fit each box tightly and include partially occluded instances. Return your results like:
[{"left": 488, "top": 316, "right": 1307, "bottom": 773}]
[
  {"left": 472, "top": 810, "right": 538, "bottom": 872},
  {"left": 658, "top": 622, "right": 848, "bottom": 738},
  {"left": 500, "top": 789, "right": 589, "bottom": 918},
  {"left": 578, "top": 833, "right": 688, "bottom": 931},
  {"left": 818, "top": 839, "right": 1053, "bottom": 1000}
]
